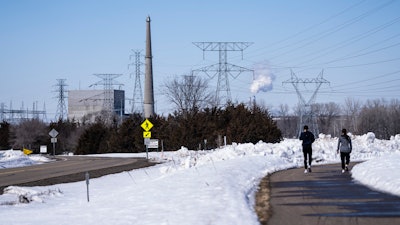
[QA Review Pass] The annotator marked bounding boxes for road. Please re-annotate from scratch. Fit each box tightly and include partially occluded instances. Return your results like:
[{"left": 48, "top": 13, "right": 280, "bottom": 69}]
[
  {"left": 0, "top": 156, "right": 156, "bottom": 194},
  {"left": 266, "top": 164, "right": 400, "bottom": 225}
]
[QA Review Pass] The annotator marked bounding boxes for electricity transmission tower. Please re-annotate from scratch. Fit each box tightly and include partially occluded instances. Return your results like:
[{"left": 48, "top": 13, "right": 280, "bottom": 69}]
[
  {"left": 192, "top": 42, "right": 253, "bottom": 106},
  {"left": 90, "top": 74, "right": 123, "bottom": 114},
  {"left": 55, "top": 79, "right": 68, "bottom": 121},
  {"left": 283, "top": 70, "right": 329, "bottom": 137},
  {"left": 128, "top": 50, "right": 144, "bottom": 114}
]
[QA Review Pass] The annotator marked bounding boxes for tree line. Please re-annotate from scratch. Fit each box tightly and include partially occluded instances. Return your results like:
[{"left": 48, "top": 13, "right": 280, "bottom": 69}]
[
  {"left": 1, "top": 98, "right": 399, "bottom": 154},
  {"left": 0, "top": 103, "right": 281, "bottom": 154},
  {"left": 276, "top": 98, "right": 400, "bottom": 139}
]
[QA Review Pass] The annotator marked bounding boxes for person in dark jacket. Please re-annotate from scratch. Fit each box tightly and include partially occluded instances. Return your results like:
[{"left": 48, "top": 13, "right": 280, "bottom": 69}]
[
  {"left": 337, "top": 128, "right": 352, "bottom": 173},
  {"left": 299, "top": 125, "right": 315, "bottom": 173}
]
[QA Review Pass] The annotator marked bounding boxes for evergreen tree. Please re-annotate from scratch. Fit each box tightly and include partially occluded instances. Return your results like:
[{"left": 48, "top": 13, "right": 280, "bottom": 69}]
[
  {"left": 0, "top": 121, "right": 10, "bottom": 150},
  {"left": 75, "top": 121, "right": 110, "bottom": 155},
  {"left": 108, "top": 113, "right": 144, "bottom": 153}
]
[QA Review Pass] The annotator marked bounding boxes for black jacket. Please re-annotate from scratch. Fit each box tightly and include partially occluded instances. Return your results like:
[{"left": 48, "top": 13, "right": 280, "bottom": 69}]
[{"left": 299, "top": 131, "right": 315, "bottom": 146}]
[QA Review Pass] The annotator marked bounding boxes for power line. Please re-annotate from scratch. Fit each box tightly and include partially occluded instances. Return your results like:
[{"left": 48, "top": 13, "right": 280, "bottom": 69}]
[
  {"left": 266, "top": 0, "right": 396, "bottom": 63},
  {"left": 54, "top": 79, "right": 68, "bottom": 121},
  {"left": 90, "top": 74, "right": 123, "bottom": 114},
  {"left": 329, "top": 70, "right": 400, "bottom": 89},
  {"left": 291, "top": 16, "right": 400, "bottom": 68},
  {"left": 192, "top": 42, "right": 254, "bottom": 106},
  {"left": 283, "top": 70, "right": 330, "bottom": 136},
  {"left": 128, "top": 50, "right": 144, "bottom": 114},
  {"left": 242, "top": 0, "right": 368, "bottom": 60},
  {"left": 324, "top": 57, "right": 400, "bottom": 69}
]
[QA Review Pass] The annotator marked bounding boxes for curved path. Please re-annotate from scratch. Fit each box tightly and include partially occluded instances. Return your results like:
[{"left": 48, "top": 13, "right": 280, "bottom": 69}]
[
  {"left": 0, "top": 156, "right": 156, "bottom": 194},
  {"left": 266, "top": 164, "right": 400, "bottom": 225}
]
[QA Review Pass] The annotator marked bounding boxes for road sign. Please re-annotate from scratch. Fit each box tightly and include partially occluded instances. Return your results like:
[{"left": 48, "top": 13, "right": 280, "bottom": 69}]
[
  {"left": 49, "top": 129, "right": 59, "bottom": 138},
  {"left": 141, "top": 119, "right": 153, "bottom": 131},
  {"left": 49, "top": 128, "right": 59, "bottom": 156},
  {"left": 143, "top": 131, "right": 151, "bottom": 138},
  {"left": 147, "top": 139, "right": 159, "bottom": 148},
  {"left": 23, "top": 148, "right": 33, "bottom": 155},
  {"left": 40, "top": 145, "right": 47, "bottom": 154}
]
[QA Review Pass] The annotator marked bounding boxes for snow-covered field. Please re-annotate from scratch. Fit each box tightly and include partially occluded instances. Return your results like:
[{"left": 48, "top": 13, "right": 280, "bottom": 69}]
[{"left": 0, "top": 132, "right": 399, "bottom": 225}]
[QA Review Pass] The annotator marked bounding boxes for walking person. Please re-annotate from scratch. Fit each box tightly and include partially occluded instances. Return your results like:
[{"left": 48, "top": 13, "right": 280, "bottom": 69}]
[
  {"left": 337, "top": 128, "right": 352, "bottom": 173},
  {"left": 299, "top": 125, "right": 315, "bottom": 173}
]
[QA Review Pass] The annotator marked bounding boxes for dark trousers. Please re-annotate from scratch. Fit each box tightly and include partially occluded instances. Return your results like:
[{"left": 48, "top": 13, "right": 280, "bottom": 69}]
[
  {"left": 340, "top": 152, "right": 351, "bottom": 169},
  {"left": 303, "top": 145, "right": 312, "bottom": 169}
]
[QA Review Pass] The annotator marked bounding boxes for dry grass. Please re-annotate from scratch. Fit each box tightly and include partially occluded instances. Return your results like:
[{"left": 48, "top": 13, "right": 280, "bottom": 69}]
[{"left": 255, "top": 175, "right": 271, "bottom": 225}]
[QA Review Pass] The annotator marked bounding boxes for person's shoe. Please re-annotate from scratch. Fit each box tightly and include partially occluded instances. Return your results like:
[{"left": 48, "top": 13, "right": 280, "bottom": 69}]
[
  {"left": 345, "top": 165, "right": 349, "bottom": 171},
  {"left": 342, "top": 169, "right": 345, "bottom": 173},
  {"left": 304, "top": 169, "right": 308, "bottom": 174},
  {"left": 308, "top": 167, "right": 312, "bottom": 173}
]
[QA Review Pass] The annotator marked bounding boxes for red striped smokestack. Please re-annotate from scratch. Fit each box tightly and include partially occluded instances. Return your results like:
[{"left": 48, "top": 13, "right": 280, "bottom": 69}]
[{"left": 144, "top": 16, "right": 155, "bottom": 118}]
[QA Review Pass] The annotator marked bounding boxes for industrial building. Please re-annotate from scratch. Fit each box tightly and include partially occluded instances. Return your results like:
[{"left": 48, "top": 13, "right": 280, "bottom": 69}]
[{"left": 68, "top": 89, "right": 125, "bottom": 123}]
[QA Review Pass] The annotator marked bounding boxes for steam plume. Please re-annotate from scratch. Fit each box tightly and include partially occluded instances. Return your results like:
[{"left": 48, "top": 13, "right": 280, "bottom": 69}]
[{"left": 250, "top": 62, "right": 275, "bottom": 94}]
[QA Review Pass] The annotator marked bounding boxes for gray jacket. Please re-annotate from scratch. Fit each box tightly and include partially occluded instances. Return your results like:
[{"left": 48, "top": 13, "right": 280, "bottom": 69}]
[{"left": 337, "top": 135, "right": 352, "bottom": 153}]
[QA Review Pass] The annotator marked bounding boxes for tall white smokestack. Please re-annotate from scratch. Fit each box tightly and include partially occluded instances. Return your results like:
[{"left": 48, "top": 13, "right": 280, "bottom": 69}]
[{"left": 144, "top": 16, "right": 155, "bottom": 118}]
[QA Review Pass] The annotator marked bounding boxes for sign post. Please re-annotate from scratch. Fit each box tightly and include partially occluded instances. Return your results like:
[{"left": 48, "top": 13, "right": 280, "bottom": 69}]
[
  {"left": 85, "top": 172, "right": 90, "bottom": 202},
  {"left": 141, "top": 119, "right": 154, "bottom": 159},
  {"left": 48, "top": 129, "right": 59, "bottom": 156}
]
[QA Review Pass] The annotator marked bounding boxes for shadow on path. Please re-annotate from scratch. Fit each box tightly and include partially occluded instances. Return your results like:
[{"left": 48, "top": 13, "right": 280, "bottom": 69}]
[{"left": 267, "top": 164, "right": 400, "bottom": 225}]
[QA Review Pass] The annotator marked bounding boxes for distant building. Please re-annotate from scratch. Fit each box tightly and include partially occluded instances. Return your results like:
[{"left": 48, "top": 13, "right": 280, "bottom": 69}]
[{"left": 68, "top": 90, "right": 125, "bottom": 123}]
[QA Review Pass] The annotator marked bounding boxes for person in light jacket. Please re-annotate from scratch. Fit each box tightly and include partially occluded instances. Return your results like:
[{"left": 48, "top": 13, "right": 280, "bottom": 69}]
[{"left": 337, "top": 128, "right": 352, "bottom": 173}]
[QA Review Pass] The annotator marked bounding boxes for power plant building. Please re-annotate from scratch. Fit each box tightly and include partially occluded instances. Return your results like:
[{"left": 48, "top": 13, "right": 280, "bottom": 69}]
[{"left": 68, "top": 90, "right": 125, "bottom": 123}]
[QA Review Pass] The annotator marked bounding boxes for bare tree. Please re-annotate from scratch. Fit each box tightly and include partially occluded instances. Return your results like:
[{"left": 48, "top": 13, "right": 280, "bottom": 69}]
[
  {"left": 11, "top": 119, "right": 47, "bottom": 150},
  {"left": 343, "top": 97, "right": 361, "bottom": 134},
  {"left": 388, "top": 99, "right": 400, "bottom": 136},
  {"left": 278, "top": 104, "right": 289, "bottom": 117},
  {"left": 358, "top": 99, "right": 390, "bottom": 139},
  {"left": 276, "top": 104, "right": 297, "bottom": 138},
  {"left": 163, "top": 75, "right": 214, "bottom": 113},
  {"left": 318, "top": 102, "right": 341, "bottom": 135}
]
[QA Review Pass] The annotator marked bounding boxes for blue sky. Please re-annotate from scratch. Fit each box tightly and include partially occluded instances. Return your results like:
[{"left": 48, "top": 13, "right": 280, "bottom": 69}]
[{"left": 1, "top": 0, "right": 399, "bottom": 120}]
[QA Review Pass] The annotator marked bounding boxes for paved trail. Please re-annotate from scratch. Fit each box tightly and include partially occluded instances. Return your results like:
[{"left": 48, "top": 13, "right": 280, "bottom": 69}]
[{"left": 267, "top": 164, "right": 400, "bottom": 225}]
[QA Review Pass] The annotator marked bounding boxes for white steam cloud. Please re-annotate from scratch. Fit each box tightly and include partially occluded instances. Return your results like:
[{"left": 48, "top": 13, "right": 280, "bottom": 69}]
[{"left": 250, "top": 62, "right": 275, "bottom": 94}]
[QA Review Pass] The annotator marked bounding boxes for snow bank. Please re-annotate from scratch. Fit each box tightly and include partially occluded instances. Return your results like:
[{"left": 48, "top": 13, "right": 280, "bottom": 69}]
[
  {"left": 0, "top": 150, "right": 49, "bottom": 169},
  {"left": 0, "top": 133, "right": 399, "bottom": 225},
  {"left": 352, "top": 152, "right": 400, "bottom": 196}
]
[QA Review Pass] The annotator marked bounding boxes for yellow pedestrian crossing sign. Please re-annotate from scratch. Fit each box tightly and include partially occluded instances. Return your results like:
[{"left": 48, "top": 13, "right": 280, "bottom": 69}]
[
  {"left": 143, "top": 131, "right": 151, "bottom": 138},
  {"left": 141, "top": 119, "right": 153, "bottom": 131}
]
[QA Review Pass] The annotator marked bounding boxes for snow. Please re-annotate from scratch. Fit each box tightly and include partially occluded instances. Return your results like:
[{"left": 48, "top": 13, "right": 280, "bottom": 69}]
[
  {"left": 0, "top": 132, "right": 399, "bottom": 225},
  {"left": 352, "top": 152, "right": 400, "bottom": 196}
]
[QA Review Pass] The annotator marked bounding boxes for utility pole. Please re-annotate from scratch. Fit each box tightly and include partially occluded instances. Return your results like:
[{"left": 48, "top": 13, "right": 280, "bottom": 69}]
[
  {"left": 192, "top": 42, "right": 253, "bottom": 106},
  {"left": 90, "top": 74, "right": 123, "bottom": 117},
  {"left": 55, "top": 79, "right": 68, "bottom": 121},
  {"left": 129, "top": 50, "right": 144, "bottom": 115},
  {"left": 283, "top": 70, "right": 329, "bottom": 137}
]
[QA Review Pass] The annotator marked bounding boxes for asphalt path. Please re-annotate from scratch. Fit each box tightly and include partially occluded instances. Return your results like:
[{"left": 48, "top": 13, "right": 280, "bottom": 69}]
[
  {"left": 266, "top": 164, "right": 400, "bottom": 225},
  {"left": 0, "top": 156, "right": 156, "bottom": 194}
]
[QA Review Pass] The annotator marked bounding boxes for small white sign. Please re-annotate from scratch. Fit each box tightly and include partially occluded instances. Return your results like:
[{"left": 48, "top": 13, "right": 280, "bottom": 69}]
[
  {"left": 40, "top": 145, "right": 47, "bottom": 154},
  {"left": 51, "top": 137, "right": 57, "bottom": 143},
  {"left": 147, "top": 139, "right": 159, "bottom": 148}
]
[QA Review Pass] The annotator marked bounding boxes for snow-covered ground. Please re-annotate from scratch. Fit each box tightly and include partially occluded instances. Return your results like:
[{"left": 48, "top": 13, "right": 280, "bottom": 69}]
[{"left": 0, "top": 132, "right": 399, "bottom": 225}]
